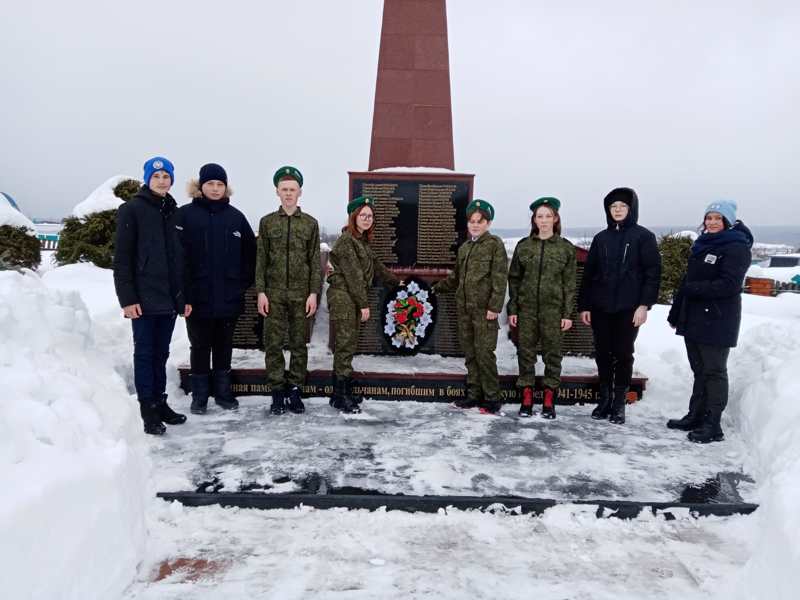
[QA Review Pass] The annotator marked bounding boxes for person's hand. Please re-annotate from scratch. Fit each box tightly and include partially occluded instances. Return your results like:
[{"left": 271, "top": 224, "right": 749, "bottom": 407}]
[
  {"left": 123, "top": 304, "right": 142, "bottom": 319},
  {"left": 257, "top": 293, "right": 269, "bottom": 317},
  {"left": 632, "top": 305, "right": 648, "bottom": 327},
  {"left": 561, "top": 318, "right": 573, "bottom": 331},
  {"left": 486, "top": 310, "right": 499, "bottom": 321},
  {"left": 360, "top": 308, "right": 370, "bottom": 322},
  {"left": 184, "top": 304, "right": 193, "bottom": 318},
  {"left": 580, "top": 311, "right": 591, "bottom": 326},
  {"left": 305, "top": 294, "right": 318, "bottom": 318},
  {"left": 508, "top": 314, "right": 518, "bottom": 327}
]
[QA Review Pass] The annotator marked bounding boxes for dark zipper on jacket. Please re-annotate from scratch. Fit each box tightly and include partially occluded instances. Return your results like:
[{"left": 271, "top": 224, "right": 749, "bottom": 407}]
[
  {"left": 285, "top": 215, "right": 291, "bottom": 288},
  {"left": 536, "top": 239, "right": 545, "bottom": 337},
  {"left": 462, "top": 240, "right": 476, "bottom": 307}
]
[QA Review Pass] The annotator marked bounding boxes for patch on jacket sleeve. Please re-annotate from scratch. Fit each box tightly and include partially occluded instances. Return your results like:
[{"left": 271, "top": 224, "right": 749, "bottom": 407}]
[{"left": 704, "top": 254, "right": 717, "bottom": 264}]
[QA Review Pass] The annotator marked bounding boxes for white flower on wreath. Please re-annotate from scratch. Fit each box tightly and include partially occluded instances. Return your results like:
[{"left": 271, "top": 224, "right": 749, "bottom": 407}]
[
  {"left": 419, "top": 313, "right": 432, "bottom": 327},
  {"left": 386, "top": 301, "right": 396, "bottom": 311},
  {"left": 384, "top": 323, "right": 396, "bottom": 335},
  {"left": 392, "top": 337, "right": 403, "bottom": 348},
  {"left": 415, "top": 324, "right": 427, "bottom": 336},
  {"left": 397, "top": 290, "right": 408, "bottom": 299},
  {"left": 404, "top": 338, "right": 416, "bottom": 348},
  {"left": 406, "top": 281, "right": 420, "bottom": 294},
  {"left": 423, "top": 301, "right": 433, "bottom": 312},
  {"left": 416, "top": 290, "right": 429, "bottom": 302}
]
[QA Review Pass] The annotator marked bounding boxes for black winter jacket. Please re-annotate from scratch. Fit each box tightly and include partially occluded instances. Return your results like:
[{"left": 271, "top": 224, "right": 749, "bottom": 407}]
[
  {"left": 177, "top": 196, "right": 256, "bottom": 318},
  {"left": 668, "top": 222, "right": 753, "bottom": 348},
  {"left": 113, "top": 186, "right": 185, "bottom": 315},
  {"left": 577, "top": 187, "right": 662, "bottom": 314}
]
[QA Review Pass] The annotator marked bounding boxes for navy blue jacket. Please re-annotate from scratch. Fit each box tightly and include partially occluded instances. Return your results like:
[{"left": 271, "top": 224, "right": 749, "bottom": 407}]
[
  {"left": 113, "top": 186, "right": 185, "bottom": 315},
  {"left": 177, "top": 196, "right": 256, "bottom": 318},
  {"left": 668, "top": 222, "right": 753, "bottom": 348},
  {"left": 577, "top": 188, "right": 662, "bottom": 314}
]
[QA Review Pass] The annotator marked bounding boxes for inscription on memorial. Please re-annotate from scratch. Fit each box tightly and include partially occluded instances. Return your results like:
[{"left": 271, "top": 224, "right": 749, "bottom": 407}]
[
  {"left": 232, "top": 287, "right": 263, "bottom": 350},
  {"left": 351, "top": 176, "right": 470, "bottom": 268}
]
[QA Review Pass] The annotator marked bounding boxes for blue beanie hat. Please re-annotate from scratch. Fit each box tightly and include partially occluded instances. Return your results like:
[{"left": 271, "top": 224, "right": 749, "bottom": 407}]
[
  {"left": 143, "top": 156, "right": 175, "bottom": 186},
  {"left": 704, "top": 200, "right": 737, "bottom": 227}
]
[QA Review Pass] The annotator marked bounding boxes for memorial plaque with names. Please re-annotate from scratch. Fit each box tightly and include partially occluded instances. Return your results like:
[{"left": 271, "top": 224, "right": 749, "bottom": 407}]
[{"left": 349, "top": 171, "right": 473, "bottom": 269}]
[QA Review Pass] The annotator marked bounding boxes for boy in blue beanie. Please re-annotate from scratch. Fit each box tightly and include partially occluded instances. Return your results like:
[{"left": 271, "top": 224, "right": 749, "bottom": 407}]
[{"left": 114, "top": 156, "right": 188, "bottom": 435}]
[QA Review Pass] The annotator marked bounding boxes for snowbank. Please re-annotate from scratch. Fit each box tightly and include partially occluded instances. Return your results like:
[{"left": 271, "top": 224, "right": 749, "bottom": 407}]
[
  {"left": 0, "top": 193, "right": 36, "bottom": 232},
  {"left": 0, "top": 271, "right": 151, "bottom": 600},
  {"left": 747, "top": 263, "right": 800, "bottom": 283},
  {"left": 72, "top": 175, "right": 138, "bottom": 219}
]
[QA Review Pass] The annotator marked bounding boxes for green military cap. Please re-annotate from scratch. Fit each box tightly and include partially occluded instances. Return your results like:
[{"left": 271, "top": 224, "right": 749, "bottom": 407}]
[
  {"left": 466, "top": 198, "right": 495, "bottom": 221},
  {"left": 347, "top": 195, "right": 375, "bottom": 214},
  {"left": 530, "top": 196, "right": 561, "bottom": 213},
  {"left": 273, "top": 165, "right": 303, "bottom": 188}
]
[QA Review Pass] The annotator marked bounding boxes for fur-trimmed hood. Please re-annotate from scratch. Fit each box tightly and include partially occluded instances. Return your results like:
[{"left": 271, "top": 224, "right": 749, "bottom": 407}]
[{"left": 186, "top": 178, "right": 234, "bottom": 199}]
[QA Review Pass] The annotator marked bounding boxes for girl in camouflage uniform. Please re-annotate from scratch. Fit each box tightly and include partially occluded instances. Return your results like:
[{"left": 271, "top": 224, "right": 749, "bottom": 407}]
[
  {"left": 432, "top": 200, "right": 508, "bottom": 414},
  {"left": 507, "top": 197, "right": 576, "bottom": 419},
  {"left": 327, "top": 196, "right": 399, "bottom": 413}
]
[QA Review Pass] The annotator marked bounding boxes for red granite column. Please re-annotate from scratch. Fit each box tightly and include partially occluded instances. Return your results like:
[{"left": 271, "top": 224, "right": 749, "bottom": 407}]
[{"left": 368, "top": 0, "right": 455, "bottom": 170}]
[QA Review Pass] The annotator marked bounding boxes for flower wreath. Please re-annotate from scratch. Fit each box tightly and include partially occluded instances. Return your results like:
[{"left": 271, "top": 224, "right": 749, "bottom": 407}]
[{"left": 382, "top": 279, "right": 437, "bottom": 354}]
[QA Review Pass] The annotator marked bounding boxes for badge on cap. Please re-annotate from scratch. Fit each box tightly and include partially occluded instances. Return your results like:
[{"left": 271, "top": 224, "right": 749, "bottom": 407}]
[{"left": 153, "top": 160, "right": 163, "bottom": 169}]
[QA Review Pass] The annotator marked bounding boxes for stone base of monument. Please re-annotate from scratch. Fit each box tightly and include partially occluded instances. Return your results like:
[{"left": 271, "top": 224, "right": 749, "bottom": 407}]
[{"left": 178, "top": 367, "right": 646, "bottom": 404}]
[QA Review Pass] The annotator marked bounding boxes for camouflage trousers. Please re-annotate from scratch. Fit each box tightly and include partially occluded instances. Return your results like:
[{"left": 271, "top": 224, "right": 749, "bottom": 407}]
[
  {"left": 262, "top": 288, "right": 309, "bottom": 387},
  {"left": 458, "top": 308, "right": 500, "bottom": 402},
  {"left": 327, "top": 287, "right": 362, "bottom": 378},
  {"left": 515, "top": 310, "right": 563, "bottom": 390}
]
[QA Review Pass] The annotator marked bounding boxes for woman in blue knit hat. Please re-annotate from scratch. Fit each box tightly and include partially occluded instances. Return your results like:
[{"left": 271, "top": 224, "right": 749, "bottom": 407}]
[{"left": 667, "top": 200, "right": 752, "bottom": 443}]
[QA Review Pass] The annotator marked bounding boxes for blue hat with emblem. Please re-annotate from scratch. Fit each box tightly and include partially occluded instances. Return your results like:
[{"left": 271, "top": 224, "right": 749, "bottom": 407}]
[
  {"left": 704, "top": 200, "right": 737, "bottom": 227},
  {"left": 143, "top": 156, "right": 175, "bottom": 186}
]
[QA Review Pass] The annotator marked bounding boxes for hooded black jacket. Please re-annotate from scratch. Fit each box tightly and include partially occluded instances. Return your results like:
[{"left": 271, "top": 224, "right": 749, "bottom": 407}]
[
  {"left": 667, "top": 222, "right": 753, "bottom": 347},
  {"left": 577, "top": 187, "right": 662, "bottom": 314},
  {"left": 113, "top": 185, "right": 185, "bottom": 315},
  {"left": 177, "top": 195, "right": 256, "bottom": 318}
]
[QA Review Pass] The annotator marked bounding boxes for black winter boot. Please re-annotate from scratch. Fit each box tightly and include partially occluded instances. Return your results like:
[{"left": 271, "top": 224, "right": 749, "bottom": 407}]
[
  {"left": 479, "top": 399, "right": 502, "bottom": 414},
  {"left": 190, "top": 373, "right": 210, "bottom": 415},
  {"left": 139, "top": 400, "right": 166, "bottom": 436},
  {"left": 287, "top": 385, "right": 305, "bottom": 414},
  {"left": 269, "top": 387, "right": 286, "bottom": 415},
  {"left": 591, "top": 384, "right": 613, "bottom": 420},
  {"left": 330, "top": 375, "right": 345, "bottom": 409},
  {"left": 212, "top": 370, "right": 239, "bottom": 410},
  {"left": 667, "top": 394, "right": 705, "bottom": 430},
  {"left": 340, "top": 377, "right": 361, "bottom": 414},
  {"left": 608, "top": 386, "right": 628, "bottom": 425},
  {"left": 518, "top": 386, "right": 534, "bottom": 417},
  {"left": 158, "top": 393, "right": 187, "bottom": 425},
  {"left": 688, "top": 411, "right": 724, "bottom": 443}
]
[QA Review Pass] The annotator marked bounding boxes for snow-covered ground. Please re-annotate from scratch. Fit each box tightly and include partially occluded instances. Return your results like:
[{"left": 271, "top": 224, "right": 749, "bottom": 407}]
[{"left": 3, "top": 257, "right": 800, "bottom": 599}]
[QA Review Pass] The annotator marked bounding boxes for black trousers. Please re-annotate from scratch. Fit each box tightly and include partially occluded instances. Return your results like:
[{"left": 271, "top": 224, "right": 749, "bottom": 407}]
[
  {"left": 591, "top": 309, "right": 639, "bottom": 389},
  {"left": 186, "top": 316, "right": 237, "bottom": 375},
  {"left": 685, "top": 339, "right": 729, "bottom": 417}
]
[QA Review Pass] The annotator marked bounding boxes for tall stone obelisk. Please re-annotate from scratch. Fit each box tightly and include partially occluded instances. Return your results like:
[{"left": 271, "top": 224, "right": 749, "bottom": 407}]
[{"left": 368, "top": 0, "right": 455, "bottom": 170}]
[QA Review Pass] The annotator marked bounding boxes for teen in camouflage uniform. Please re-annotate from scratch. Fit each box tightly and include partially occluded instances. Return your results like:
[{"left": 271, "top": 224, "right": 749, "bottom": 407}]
[
  {"left": 327, "top": 196, "right": 399, "bottom": 413},
  {"left": 507, "top": 197, "right": 576, "bottom": 419},
  {"left": 432, "top": 199, "right": 508, "bottom": 414},
  {"left": 255, "top": 166, "right": 321, "bottom": 416}
]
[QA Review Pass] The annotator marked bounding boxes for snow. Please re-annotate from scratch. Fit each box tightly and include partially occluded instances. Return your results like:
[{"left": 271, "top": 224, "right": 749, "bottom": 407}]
[
  {"left": 747, "top": 263, "right": 800, "bottom": 283},
  {"left": 0, "top": 270, "right": 151, "bottom": 600},
  {"left": 3, "top": 243, "right": 800, "bottom": 598},
  {"left": 72, "top": 175, "right": 139, "bottom": 219},
  {"left": 0, "top": 193, "right": 36, "bottom": 232}
]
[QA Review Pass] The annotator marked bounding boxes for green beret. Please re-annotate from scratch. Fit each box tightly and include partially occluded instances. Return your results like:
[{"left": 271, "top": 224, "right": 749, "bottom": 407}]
[
  {"left": 530, "top": 196, "right": 561, "bottom": 213},
  {"left": 466, "top": 198, "right": 495, "bottom": 221},
  {"left": 347, "top": 195, "right": 375, "bottom": 215},
  {"left": 273, "top": 165, "right": 303, "bottom": 188}
]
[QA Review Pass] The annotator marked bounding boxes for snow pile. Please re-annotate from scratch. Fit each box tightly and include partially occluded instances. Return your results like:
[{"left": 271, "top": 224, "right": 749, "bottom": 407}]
[
  {"left": 668, "top": 229, "right": 699, "bottom": 241},
  {"left": 723, "top": 294, "right": 800, "bottom": 599},
  {"left": 72, "top": 175, "right": 138, "bottom": 219},
  {"left": 0, "top": 270, "right": 151, "bottom": 600},
  {"left": 747, "top": 263, "right": 800, "bottom": 283},
  {"left": 0, "top": 193, "right": 36, "bottom": 232}
]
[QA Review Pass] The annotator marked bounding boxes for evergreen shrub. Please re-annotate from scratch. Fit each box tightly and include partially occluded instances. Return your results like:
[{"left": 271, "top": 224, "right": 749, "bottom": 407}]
[
  {"left": 658, "top": 233, "right": 693, "bottom": 304},
  {"left": 0, "top": 225, "right": 41, "bottom": 270}
]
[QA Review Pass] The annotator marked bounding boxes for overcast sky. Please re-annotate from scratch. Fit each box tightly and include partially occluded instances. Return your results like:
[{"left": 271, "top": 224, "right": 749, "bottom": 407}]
[{"left": 1, "top": 0, "right": 798, "bottom": 231}]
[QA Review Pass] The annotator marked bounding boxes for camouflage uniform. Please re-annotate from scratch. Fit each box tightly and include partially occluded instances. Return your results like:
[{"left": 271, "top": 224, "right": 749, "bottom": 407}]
[
  {"left": 327, "top": 230, "right": 399, "bottom": 377},
  {"left": 507, "top": 234, "right": 576, "bottom": 389},
  {"left": 255, "top": 206, "right": 321, "bottom": 388},
  {"left": 433, "top": 232, "right": 508, "bottom": 402}
]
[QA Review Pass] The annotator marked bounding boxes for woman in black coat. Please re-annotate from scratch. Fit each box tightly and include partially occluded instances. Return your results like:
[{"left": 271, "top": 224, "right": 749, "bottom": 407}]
[
  {"left": 667, "top": 200, "right": 752, "bottom": 443},
  {"left": 577, "top": 187, "right": 662, "bottom": 425}
]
